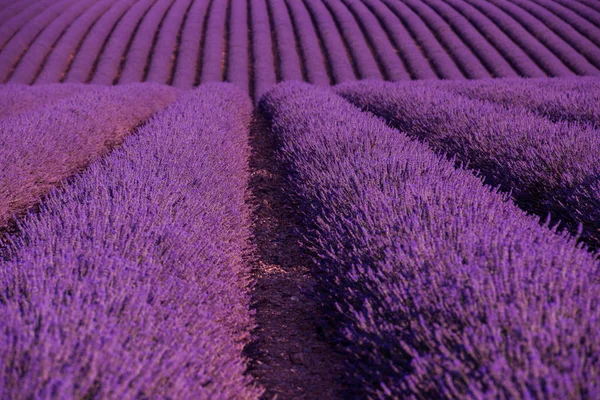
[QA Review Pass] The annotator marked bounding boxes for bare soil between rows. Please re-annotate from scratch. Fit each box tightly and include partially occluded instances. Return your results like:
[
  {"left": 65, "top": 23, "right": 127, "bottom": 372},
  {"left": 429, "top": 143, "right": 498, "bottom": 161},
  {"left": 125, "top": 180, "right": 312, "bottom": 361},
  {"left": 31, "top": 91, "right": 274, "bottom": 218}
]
[{"left": 244, "top": 112, "right": 350, "bottom": 399}]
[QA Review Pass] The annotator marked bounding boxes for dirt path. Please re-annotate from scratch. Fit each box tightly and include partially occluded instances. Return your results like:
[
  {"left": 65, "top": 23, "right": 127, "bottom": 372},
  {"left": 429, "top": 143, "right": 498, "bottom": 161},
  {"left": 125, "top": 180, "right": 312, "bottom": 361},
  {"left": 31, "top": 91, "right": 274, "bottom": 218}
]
[{"left": 245, "top": 112, "right": 349, "bottom": 399}]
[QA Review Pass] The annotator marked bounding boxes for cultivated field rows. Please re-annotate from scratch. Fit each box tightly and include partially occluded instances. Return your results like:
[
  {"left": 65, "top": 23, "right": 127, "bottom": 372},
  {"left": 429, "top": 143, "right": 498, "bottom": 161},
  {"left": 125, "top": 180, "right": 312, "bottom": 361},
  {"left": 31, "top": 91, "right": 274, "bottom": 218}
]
[
  {"left": 1, "top": 77, "right": 599, "bottom": 398},
  {"left": 1, "top": 0, "right": 600, "bottom": 100}
]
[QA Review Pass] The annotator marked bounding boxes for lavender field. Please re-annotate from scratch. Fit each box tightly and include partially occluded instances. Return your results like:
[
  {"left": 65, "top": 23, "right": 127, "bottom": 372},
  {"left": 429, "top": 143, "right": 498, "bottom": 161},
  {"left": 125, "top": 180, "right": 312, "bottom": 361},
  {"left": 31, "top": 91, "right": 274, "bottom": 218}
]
[{"left": 1, "top": 1, "right": 600, "bottom": 399}]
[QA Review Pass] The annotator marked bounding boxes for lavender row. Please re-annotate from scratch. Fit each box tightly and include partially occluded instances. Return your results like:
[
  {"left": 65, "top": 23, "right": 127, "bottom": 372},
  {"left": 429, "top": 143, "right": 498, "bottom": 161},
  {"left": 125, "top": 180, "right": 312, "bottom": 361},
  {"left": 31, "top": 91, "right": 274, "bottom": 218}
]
[
  {"left": 441, "top": 0, "right": 546, "bottom": 77},
  {"left": 337, "top": 80, "right": 600, "bottom": 249},
  {"left": 0, "top": 0, "right": 75, "bottom": 83},
  {"left": 260, "top": 82, "right": 600, "bottom": 399},
  {"left": 404, "top": 0, "right": 491, "bottom": 79},
  {"left": 269, "top": 0, "right": 303, "bottom": 82},
  {"left": 340, "top": 0, "right": 410, "bottom": 81},
  {"left": 322, "top": 0, "right": 382, "bottom": 80},
  {"left": 64, "top": 0, "right": 137, "bottom": 83},
  {"left": 360, "top": 0, "right": 437, "bottom": 80},
  {"left": 0, "top": 83, "right": 178, "bottom": 228},
  {"left": 171, "top": 0, "right": 210, "bottom": 89},
  {"left": 283, "top": 0, "right": 330, "bottom": 85},
  {"left": 435, "top": 77, "right": 600, "bottom": 129},
  {"left": 118, "top": 0, "right": 174, "bottom": 84},
  {"left": 90, "top": 0, "right": 156, "bottom": 85},
  {"left": 34, "top": 0, "right": 115, "bottom": 84},
  {"left": 226, "top": 0, "right": 250, "bottom": 91},
  {"left": 0, "top": 83, "right": 84, "bottom": 120},
  {"left": 8, "top": 0, "right": 93, "bottom": 85},
  {"left": 381, "top": 0, "right": 464, "bottom": 79},
  {"left": 509, "top": 0, "right": 600, "bottom": 70},
  {"left": 146, "top": 0, "right": 192, "bottom": 85},
  {"left": 421, "top": 0, "right": 517, "bottom": 78},
  {"left": 303, "top": 0, "right": 355, "bottom": 84},
  {"left": 250, "top": 0, "right": 277, "bottom": 100},
  {"left": 199, "top": 0, "right": 228, "bottom": 83},
  {"left": 0, "top": 0, "right": 52, "bottom": 50},
  {"left": 0, "top": 84, "right": 261, "bottom": 399}
]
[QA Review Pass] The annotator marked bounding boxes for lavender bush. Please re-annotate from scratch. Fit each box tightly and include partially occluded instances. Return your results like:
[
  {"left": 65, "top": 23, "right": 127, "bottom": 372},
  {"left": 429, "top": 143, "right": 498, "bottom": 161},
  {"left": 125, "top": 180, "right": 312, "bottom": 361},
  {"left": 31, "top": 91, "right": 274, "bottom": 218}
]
[
  {"left": 260, "top": 81, "right": 600, "bottom": 399},
  {"left": 0, "top": 83, "right": 179, "bottom": 228},
  {"left": 0, "top": 83, "right": 261, "bottom": 399},
  {"left": 63, "top": 0, "right": 137, "bottom": 83},
  {"left": 337, "top": 79, "right": 600, "bottom": 249}
]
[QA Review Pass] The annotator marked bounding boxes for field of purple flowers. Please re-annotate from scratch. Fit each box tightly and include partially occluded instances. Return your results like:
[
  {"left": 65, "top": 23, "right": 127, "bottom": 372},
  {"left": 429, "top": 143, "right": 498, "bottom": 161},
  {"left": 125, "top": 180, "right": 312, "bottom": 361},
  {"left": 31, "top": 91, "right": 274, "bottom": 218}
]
[{"left": 1, "top": 1, "right": 600, "bottom": 399}]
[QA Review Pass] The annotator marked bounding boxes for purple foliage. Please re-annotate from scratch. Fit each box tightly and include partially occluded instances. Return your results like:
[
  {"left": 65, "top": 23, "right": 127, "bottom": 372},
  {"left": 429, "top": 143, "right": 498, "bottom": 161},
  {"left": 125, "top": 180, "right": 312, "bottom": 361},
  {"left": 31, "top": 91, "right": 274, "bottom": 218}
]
[
  {"left": 0, "top": 83, "right": 179, "bottom": 228},
  {"left": 303, "top": 0, "right": 356, "bottom": 83},
  {"left": 403, "top": 0, "right": 491, "bottom": 79},
  {"left": 508, "top": 0, "right": 600, "bottom": 70},
  {"left": 337, "top": 79, "right": 600, "bottom": 249},
  {"left": 34, "top": 0, "right": 115, "bottom": 84},
  {"left": 199, "top": 0, "right": 228, "bottom": 83},
  {"left": 283, "top": 0, "right": 330, "bottom": 85},
  {"left": 421, "top": 0, "right": 518, "bottom": 78},
  {"left": 321, "top": 0, "right": 382, "bottom": 80},
  {"left": 0, "top": 83, "right": 85, "bottom": 120},
  {"left": 90, "top": 0, "right": 156, "bottom": 85},
  {"left": 0, "top": 83, "right": 261, "bottom": 399},
  {"left": 0, "top": 0, "right": 74, "bottom": 83},
  {"left": 0, "top": 0, "right": 50, "bottom": 51},
  {"left": 260, "top": 81, "right": 600, "bottom": 399},
  {"left": 170, "top": 0, "right": 210, "bottom": 89},
  {"left": 226, "top": 0, "right": 250, "bottom": 91},
  {"left": 381, "top": 0, "right": 464, "bottom": 79},
  {"left": 63, "top": 0, "right": 137, "bottom": 83},
  {"left": 438, "top": 77, "right": 600, "bottom": 128},
  {"left": 145, "top": 0, "right": 193, "bottom": 85},
  {"left": 118, "top": 0, "right": 175, "bottom": 85},
  {"left": 462, "top": 0, "right": 574, "bottom": 77},
  {"left": 359, "top": 0, "right": 437, "bottom": 80},
  {"left": 441, "top": 0, "right": 546, "bottom": 77},
  {"left": 551, "top": 0, "right": 600, "bottom": 30},
  {"left": 531, "top": 0, "right": 600, "bottom": 49},
  {"left": 8, "top": 0, "right": 93, "bottom": 85},
  {"left": 268, "top": 0, "right": 303, "bottom": 82},
  {"left": 250, "top": 0, "right": 277, "bottom": 100},
  {"left": 484, "top": 0, "right": 600, "bottom": 76},
  {"left": 340, "top": 0, "right": 410, "bottom": 81}
]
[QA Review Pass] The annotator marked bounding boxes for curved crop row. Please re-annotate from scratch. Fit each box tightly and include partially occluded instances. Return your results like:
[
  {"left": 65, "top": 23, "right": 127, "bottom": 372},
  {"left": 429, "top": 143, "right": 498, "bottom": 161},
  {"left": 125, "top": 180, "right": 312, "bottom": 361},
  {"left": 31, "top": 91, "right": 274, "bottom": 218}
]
[
  {"left": 226, "top": 0, "right": 249, "bottom": 91},
  {"left": 0, "top": 0, "right": 75, "bottom": 82},
  {"left": 283, "top": 0, "right": 329, "bottom": 85},
  {"left": 0, "top": 0, "right": 52, "bottom": 51},
  {"left": 63, "top": 0, "right": 137, "bottom": 83},
  {"left": 423, "top": 0, "right": 517, "bottom": 77},
  {"left": 0, "top": 84, "right": 261, "bottom": 399},
  {"left": 34, "top": 0, "right": 115, "bottom": 84},
  {"left": 361, "top": 0, "right": 437, "bottom": 80},
  {"left": 199, "top": 0, "right": 229, "bottom": 83},
  {"left": 337, "top": 80, "right": 600, "bottom": 250},
  {"left": 250, "top": 0, "right": 276, "bottom": 100},
  {"left": 0, "top": 83, "right": 84, "bottom": 120},
  {"left": 118, "top": 0, "right": 175, "bottom": 84},
  {"left": 322, "top": 0, "right": 382, "bottom": 80},
  {"left": 261, "top": 82, "right": 600, "bottom": 399},
  {"left": 269, "top": 0, "right": 303, "bottom": 82},
  {"left": 437, "top": 77, "right": 600, "bottom": 128},
  {"left": 303, "top": 0, "right": 355, "bottom": 84},
  {"left": 341, "top": 0, "right": 410, "bottom": 81},
  {"left": 170, "top": 0, "right": 210, "bottom": 89},
  {"left": 0, "top": 83, "right": 178, "bottom": 228},
  {"left": 2, "top": 0, "right": 600, "bottom": 93},
  {"left": 145, "top": 0, "right": 193, "bottom": 85},
  {"left": 486, "top": 0, "right": 599, "bottom": 76},
  {"left": 90, "top": 0, "right": 157, "bottom": 85},
  {"left": 8, "top": 0, "right": 94, "bottom": 85}
]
